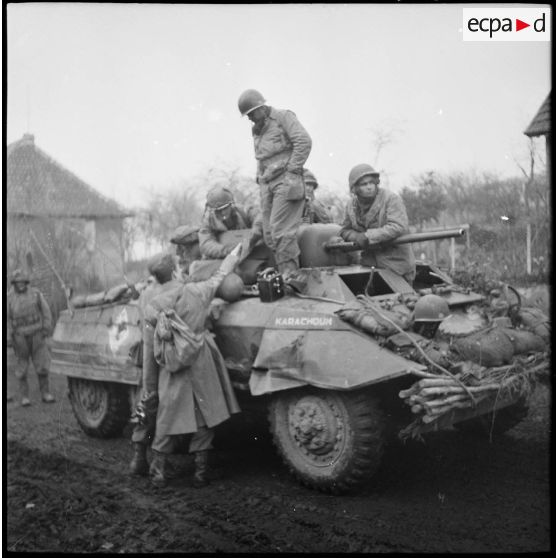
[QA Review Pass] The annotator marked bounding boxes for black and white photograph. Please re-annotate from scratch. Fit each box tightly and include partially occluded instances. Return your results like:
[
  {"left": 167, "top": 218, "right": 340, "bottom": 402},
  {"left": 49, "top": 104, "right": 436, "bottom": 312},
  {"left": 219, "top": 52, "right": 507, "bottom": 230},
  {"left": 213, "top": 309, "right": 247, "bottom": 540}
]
[{"left": 5, "top": 2, "right": 552, "bottom": 553}]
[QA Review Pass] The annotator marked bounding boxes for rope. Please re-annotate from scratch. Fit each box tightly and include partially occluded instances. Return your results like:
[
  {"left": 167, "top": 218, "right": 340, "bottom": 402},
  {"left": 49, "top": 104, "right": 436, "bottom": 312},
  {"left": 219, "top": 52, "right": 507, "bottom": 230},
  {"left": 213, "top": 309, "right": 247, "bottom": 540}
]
[{"left": 358, "top": 294, "right": 476, "bottom": 402}]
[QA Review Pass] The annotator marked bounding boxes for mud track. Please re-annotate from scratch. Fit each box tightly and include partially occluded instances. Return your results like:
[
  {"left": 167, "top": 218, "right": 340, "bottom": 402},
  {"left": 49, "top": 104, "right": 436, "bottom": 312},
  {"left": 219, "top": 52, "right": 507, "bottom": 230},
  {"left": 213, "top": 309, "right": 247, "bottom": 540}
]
[{"left": 6, "top": 359, "right": 551, "bottom": 553}]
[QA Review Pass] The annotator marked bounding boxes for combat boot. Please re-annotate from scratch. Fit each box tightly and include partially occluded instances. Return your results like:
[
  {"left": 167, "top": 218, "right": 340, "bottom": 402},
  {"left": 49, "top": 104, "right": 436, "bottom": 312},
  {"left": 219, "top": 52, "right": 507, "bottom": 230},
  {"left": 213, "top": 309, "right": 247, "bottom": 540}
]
[
  {"left": 38, "top": 376, "right": 55, "bottom": 403},
  {"left": 19, "top": 379, "right": 30, "bottom": 407},
  {"left": 149, "top": 451, "right": 169, "bottom": 488},
  {"left": 129, "top": 442, "right": 149, "bottom": 476},
  {"left": 192, "top": 450, "right": 210, "bottom": 488}
]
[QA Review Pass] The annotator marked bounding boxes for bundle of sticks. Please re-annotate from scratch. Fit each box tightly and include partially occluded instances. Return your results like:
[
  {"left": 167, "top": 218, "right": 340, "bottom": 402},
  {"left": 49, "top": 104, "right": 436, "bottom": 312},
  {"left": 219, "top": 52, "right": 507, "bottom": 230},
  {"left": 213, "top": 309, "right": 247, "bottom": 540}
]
[{"left": 399, "top": 357, "right": 548, "bottom": 426}]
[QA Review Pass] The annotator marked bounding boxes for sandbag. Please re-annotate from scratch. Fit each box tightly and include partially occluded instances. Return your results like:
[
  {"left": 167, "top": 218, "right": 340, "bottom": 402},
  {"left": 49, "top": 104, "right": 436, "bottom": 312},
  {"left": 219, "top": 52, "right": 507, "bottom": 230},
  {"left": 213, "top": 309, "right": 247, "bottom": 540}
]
[
  {"left": 70, "top": 294, "right": 88, "bottom": 308},
  {"left": 511, "top": 307, "right": 550, "bottom": 343},
  {"left": 336, "top": 301, "right": 412, "bottom": 337},
  {"left": 105, "top": 283, "right": 129, "bottom": 303},
  {"left": 500, "top": 328, "right": 547, "bottom": 355},
  {"left": 452, "top": 327, "right": 514, "bottom": 367}
]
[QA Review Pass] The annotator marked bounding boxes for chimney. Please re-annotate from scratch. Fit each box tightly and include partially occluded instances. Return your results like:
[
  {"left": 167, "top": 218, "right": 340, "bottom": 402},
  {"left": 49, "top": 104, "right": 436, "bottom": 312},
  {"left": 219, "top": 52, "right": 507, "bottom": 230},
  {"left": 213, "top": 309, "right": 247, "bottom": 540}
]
[{"left": 22, "top": 133, "right": 35, "bottom": 145}]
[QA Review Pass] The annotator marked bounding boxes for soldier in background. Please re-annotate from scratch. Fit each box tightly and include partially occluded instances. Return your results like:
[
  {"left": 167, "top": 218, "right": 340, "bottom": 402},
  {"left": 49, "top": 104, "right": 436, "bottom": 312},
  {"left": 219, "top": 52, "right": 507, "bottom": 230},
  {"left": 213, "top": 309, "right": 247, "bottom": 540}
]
[
  {"left": 302, "top": 169, "right": 333, "bottom": 224},
  {"left": 198, "top": 185, "right": 263, "bottom": 261},
  {"left": 170, "top": 225, "right": 202, "bottom": 281},
  {"left": 7, "top": 269, "right": 55, "bottom": 406}
]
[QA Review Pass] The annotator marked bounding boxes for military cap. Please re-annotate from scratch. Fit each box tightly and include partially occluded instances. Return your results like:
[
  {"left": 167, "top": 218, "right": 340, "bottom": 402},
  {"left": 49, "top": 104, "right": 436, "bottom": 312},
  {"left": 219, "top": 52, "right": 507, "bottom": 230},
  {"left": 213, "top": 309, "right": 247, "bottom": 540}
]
[{"left": 170, "top": 225, "right": 200, "bottom": 245}]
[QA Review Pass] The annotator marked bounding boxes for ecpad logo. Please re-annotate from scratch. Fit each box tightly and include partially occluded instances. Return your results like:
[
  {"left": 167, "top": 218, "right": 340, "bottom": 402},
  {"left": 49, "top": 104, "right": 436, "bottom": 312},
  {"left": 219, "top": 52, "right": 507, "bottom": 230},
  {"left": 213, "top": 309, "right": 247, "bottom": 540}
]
[{"left": 463, "top": 8, "right": 550, "bottom": 41}]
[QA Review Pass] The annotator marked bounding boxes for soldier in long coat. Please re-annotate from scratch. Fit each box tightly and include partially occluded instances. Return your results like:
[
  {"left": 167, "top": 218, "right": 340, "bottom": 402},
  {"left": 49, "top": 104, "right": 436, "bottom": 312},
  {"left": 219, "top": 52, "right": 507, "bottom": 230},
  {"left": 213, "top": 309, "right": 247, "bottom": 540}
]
[
  {"left": 7, "top": 269, "right": 55, "bottom": 406},
  {"left": 143, "top": 247, "right": 242, "bottom": 488},
  {"left": 237, "top": 89, "right": 312, "bottom": 275},
  {"left": 129, "top": 253, "right": 180, "bottom": 476},
  {"left": 339, "top": 164, "right": 416, "bottom": 283}
]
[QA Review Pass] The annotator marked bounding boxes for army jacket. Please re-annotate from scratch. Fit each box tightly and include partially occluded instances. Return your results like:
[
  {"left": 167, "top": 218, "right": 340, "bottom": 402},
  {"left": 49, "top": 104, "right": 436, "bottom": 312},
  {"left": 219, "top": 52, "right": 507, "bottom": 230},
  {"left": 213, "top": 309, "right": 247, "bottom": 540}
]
[
  {"left": 302, "top": 198, "right": 333, "bottom": 224},
  {"left": 340, "top": 188, "right": 416, "bottom": 281},
  {"left": 7, "top": 287, "right": 52, "bottom": 337},
  {"left": 252, "top": 107, "right": 312, "bottom": 185},
  {"left": 199, "top": 206, "right": 263, "bottom": 259}
]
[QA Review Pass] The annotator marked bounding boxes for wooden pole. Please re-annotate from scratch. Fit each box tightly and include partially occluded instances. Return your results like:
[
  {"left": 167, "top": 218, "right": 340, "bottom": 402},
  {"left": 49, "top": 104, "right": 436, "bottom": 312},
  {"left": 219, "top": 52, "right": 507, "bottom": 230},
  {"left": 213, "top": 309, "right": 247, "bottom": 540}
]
[
  {"left": 450, "top": 237, "right": 456, "bottom": 271},
  {"left": 526, "top": 222, "right": 532, "bottom": 274}
]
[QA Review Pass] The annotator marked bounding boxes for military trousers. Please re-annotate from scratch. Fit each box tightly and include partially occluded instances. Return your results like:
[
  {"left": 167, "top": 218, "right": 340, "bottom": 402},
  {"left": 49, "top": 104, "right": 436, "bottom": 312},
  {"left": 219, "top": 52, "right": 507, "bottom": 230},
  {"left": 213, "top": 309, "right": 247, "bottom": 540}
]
[
  {"left": 151, "top": 397, "right": 215, "bottom": 454},
  {"left": 132, "top": 323, "right": 160, "bottom": 445},
  {"left": 260, "top": 179, "right": 305, "bottom": 272},
  {"left": 12, "top": 331, "right": 51, "bottom": 379}
]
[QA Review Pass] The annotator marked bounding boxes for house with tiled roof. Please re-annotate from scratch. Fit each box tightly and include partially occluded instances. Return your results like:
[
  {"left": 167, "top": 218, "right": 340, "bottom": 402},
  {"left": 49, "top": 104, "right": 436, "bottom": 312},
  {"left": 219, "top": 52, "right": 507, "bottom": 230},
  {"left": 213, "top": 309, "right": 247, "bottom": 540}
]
[
  {"left": 523, "top": 92, "right": 552, "bottom": 170},
  {"left": 7, "top": 133, "right": 133, "bottom": 316}
]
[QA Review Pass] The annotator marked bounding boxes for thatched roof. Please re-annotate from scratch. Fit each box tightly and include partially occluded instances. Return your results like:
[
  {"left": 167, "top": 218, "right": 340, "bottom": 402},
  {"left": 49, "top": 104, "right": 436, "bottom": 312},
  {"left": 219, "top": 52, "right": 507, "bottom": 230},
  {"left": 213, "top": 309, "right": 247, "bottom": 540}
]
[
  {"left": 524, "top": 93, "right": 551, "bottom": 137},
  {"left": 7, "top": 134, "right": 132, "bottom": 218}
]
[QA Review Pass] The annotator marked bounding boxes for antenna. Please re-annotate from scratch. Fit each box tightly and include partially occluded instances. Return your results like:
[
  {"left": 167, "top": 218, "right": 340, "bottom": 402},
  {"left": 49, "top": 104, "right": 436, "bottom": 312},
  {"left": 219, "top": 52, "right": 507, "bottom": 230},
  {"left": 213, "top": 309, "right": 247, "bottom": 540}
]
[{"left": 26, "top": 85, "right": 31, "bottom": 132}]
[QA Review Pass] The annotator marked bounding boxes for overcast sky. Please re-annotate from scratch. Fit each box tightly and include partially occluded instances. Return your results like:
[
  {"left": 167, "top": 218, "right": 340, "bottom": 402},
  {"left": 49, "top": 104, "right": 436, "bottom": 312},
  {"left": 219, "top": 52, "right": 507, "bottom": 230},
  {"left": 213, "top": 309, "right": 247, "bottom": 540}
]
[{"left": 7, "top": 3, "right": 551, "bottom": 208}]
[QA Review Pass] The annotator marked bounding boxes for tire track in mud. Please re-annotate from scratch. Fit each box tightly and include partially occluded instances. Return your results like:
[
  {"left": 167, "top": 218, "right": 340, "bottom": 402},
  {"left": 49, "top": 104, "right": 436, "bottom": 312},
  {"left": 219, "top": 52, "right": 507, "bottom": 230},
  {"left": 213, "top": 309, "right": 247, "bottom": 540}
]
[{"left": 6, "top": 373, "right": 551, "bottom": 553}]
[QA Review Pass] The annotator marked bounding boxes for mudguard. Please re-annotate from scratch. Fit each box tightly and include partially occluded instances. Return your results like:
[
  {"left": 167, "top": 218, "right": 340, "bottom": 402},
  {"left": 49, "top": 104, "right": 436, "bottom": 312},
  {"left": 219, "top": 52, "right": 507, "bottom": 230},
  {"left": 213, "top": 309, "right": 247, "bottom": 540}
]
[
  {"left": 247, "top": 303, "right": 426, "bottom": 395},
  {"left": 50, "top": 302, "right": 142, "bottom": 385}
]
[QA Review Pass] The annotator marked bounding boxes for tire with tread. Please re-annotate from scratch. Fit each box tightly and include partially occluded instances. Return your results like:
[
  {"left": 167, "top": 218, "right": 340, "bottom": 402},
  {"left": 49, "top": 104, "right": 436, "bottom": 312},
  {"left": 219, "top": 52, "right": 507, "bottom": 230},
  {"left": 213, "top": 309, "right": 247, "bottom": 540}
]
[
  {"left": 68, "top": 377, "right": 131, "bottom": 438},
  {"left": 454, "top": 397, "right": 529, "bottom": 438},
  {"left": 268, "top": 387, "right": 385, "bottom": 494}
]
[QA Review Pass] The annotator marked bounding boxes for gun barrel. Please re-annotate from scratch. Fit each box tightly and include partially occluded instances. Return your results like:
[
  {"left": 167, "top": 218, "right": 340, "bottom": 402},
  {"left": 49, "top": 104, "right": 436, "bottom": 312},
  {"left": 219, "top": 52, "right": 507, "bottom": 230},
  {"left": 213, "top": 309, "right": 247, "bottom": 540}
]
[
  {"left": 393, "top": 228, "right": 465, "bottom": 244},
  {"left": 323, "top": 227, "right": 465, "bottom": 252}
]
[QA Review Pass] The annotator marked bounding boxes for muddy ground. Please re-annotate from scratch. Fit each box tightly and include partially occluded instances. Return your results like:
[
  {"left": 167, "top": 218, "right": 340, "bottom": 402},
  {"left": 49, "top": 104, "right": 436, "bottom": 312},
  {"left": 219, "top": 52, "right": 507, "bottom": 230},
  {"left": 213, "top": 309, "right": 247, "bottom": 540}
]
[{"left": 5, "top": 351, "right": 552, "bottom": 553}]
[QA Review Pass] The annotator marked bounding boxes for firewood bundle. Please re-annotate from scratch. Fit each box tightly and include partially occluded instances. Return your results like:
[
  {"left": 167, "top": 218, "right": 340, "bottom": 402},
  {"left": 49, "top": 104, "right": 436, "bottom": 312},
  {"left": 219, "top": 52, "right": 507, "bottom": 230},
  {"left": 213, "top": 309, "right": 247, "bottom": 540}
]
[{"left": 399, "top": 355, "right": 548, "bottom": 428}]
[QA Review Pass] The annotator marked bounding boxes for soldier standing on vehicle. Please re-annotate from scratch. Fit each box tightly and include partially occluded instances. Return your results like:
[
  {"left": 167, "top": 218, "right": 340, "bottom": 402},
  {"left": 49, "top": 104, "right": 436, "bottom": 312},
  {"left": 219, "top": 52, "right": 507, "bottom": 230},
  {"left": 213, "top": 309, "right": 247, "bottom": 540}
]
[
  {"left": 301, "top": 168, "right": 333, "bottom": 225},
  {"left": 7, "top": 270, "right": 55, "bottom": 406},
  {"left": 238, "top": 89, "right": 312, "bottom": 276},
  {"left": 129, "top": 253, "right": 180, "bottom": 476},
  {"left": 339, "top": 164, "right": 416, "bottom": 283},
  {"left": 199, "top": 185, "right": 263, "bottom": 261},
  {"left": 170, "top": 225, "right": 202, "bottom": 281},
  {"left": 143, "top": 246, "right": 243, "bottom": 488}
]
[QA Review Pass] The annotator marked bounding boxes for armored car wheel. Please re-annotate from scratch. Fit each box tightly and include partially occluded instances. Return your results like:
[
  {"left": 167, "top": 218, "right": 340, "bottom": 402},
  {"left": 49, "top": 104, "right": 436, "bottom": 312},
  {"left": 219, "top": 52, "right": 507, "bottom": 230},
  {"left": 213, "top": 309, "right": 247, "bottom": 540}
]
[
  {"left": 68, "top": 378, "right": 131, "bottom": 438},
  {"left": 269, "top": 387, "right": 386, "bottom": 494},
  {"left": 454, "top": 397, "right": 529, "bottom": 438}
]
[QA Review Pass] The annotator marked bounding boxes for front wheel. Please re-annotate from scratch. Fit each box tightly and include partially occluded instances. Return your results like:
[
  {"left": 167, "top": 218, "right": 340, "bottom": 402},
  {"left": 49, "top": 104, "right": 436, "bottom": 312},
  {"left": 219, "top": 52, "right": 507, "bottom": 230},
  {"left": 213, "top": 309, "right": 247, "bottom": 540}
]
[
  {"left": 268, "top": 387, "right": 386, "bottom": 494},
  {"left": 67, "top": 378, "right": 131, "bottom": 438}
]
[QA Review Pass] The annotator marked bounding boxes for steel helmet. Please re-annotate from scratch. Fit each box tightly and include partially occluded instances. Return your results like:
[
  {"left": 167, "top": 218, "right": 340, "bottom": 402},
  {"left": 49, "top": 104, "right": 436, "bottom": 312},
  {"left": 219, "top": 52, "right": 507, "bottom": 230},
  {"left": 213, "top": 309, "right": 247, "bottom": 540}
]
[
  {"left": 238, "top": 89, "right": 266, "bottom": 116},
  {"left": 414, "top": 294, "right": 451, "bottom": 322},
  {"left": 348, "top": 163, "right": 380, "bottom": 190},
  {"left": 206, "top": 186, "right": 235, "bottom": 210},
  {"left": 217, "top": 272, "right": 244, "bottom": 302},
  {"left": 11, "top": 269, "right": 30, "bottom": 284},
  {"left": 303, "top": 169, "right": 318, "bottom": 189}
]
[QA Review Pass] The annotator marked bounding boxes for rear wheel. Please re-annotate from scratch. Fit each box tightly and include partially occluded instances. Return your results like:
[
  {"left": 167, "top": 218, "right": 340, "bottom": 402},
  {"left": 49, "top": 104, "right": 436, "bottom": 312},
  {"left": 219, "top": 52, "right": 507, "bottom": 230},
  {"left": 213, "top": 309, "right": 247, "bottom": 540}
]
[
  {"left": 268, "top": 387, "right": 386, "bottom": 494},
  {"left": 67, "top": 377, "right": 131, "bottom": 438},
  {"left": 454, "top": 397, "right": 529, "bottom": 438}
]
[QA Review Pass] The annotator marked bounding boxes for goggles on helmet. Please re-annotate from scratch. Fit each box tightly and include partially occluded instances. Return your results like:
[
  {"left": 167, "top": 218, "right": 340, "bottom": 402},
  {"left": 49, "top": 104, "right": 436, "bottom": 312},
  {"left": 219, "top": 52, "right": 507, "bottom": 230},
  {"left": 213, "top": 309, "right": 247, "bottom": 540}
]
[{"left": 213, "top": 201, "right": 233, "bottom": 212}]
